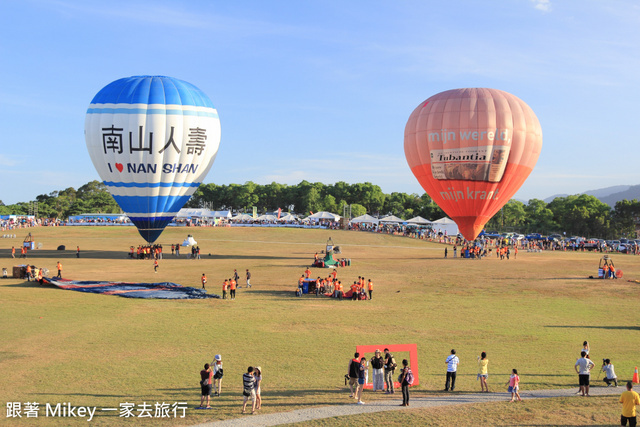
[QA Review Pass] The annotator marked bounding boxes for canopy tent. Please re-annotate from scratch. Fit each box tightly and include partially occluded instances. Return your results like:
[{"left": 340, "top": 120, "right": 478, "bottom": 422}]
[
  {"left": 406, "top": 216, "right": 432, "bottom": 225},
  {"left": 277, "top": 213, "right": 299, "bottom": 222},
  {"left": 431, "top": 217, "right": 459, "bottom": 236},
  {"left": 306, "top": 211, "right": 341, "bottom": 221},
  {"left": 350, "top": 214, "right": 379, "bottom": 224},
  {"left": 379, "top": 215, "right": 404, "bottom": 223},
  {"left": 211, "top": 210, "right": 231, "bottom": 218},
  {"left": 231, "top": 213, "right": 254, "bottom": 222},
  {"left": 176, "top": 208, "right": 211, "bottom": 218},
  {"left": 256, "top": 214, "right": 277, "bottom": 221}
]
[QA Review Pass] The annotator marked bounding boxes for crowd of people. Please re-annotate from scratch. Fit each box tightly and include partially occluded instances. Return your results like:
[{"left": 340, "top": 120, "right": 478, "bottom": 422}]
[{"left": 295, "top": 268, "right": 373, "bottom": 300}]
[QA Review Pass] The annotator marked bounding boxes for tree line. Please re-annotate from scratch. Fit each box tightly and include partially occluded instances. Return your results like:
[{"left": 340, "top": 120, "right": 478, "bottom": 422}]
[{"left": 1, "top": 180, "right": 638, "bottom": 239}]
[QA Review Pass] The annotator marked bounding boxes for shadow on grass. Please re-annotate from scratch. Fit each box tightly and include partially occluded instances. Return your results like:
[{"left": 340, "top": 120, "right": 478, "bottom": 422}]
[
  {"left": 13, "top": 249, "right": 130, "bottom": 260},
  {"left": 33, "top": 392, "right": 129, "bottom": 398},
  {"left": 545, "top": 325, "right": 640, "bottom": 331}
]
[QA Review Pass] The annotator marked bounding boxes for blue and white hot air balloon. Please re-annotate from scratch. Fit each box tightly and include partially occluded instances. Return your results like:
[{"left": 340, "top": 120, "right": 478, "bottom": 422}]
[{"left": 84, "top": 76, "right": 221, "bottom": 243}]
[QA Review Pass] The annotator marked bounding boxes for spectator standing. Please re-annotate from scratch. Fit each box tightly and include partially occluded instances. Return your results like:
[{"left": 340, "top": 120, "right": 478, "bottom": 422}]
[
  {"left": 575, "top": 351, "right": 595, "bottom": 397},
  {"left": 356, "top": 357, "right": 366, "bottom": 404},
  {"left": 246, "top": 269, "right": 252, "bottom": 288},
  {"left": 201, "top": 273, "right": 207, "bottom": 290},
  {"left": 56, "top": 261, "right": 62, "bottom": 278},
  {"left": 444, "top": 349, "right": 459, "bottom": 391},
  {"left": 212, "top": 355, "right": 223, "bottom": 396},
  {"left": 399, "top": 359, "right": 411, "bottom": 406},
  {"left": 507, "top": 368, "right": 522, "bottom": 402},
  {"left": 254, "top": 366, "right": 262, "bottom": 410},
  {"left": 383, "top": 348, "right": 396, "bottom": 394},
  {"left": 370, "top": 350, "right": 385, "bottom": 392},
  {"left": 477, "top": 351, "right": 489, "bottom": 392},
  {"left": 242, "top": 367, "right": 257, "bottom": 414},
  {"left": 229, "top": 278, "right": 236, "bottom": 299},
  {"left": 620, "top": 382, "right": 640, "bottom": 427},
  {"left": 347, "top": 352, "right": 360, "bottom": 398},
  {"left": 199, "top": 363, "right": 213, "bottom": 409}
]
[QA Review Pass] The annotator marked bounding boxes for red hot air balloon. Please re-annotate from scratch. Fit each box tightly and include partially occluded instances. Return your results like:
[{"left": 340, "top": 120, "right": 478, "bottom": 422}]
[{"left": 404, "top": 88, "right": 542, "bottom": 240}]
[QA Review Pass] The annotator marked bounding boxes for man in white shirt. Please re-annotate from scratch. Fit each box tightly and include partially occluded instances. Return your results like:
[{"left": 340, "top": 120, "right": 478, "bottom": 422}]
[
  {"left": 574, "top": 351, "right": 595, "bottom": 396},
  {"left": 444, "top": 349, "right": 460, "bottom": 391}
]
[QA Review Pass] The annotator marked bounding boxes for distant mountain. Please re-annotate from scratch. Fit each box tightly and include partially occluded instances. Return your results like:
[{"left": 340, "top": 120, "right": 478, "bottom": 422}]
[
  {"left": 542, "top": 185, "right": 640, "bottom": 206},
  {"left": 600, "top": 184, "right": 640, "bottom": 206}
]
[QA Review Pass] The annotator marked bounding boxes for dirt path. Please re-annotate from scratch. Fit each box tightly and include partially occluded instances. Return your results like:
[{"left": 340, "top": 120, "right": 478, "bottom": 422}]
[{"left": 193, "top": 386, "right": 622, "bottom": 426}]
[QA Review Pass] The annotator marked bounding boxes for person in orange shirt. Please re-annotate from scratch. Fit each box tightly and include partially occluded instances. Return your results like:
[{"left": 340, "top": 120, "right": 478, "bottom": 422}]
[
  {"left": 11, "top": 246, "right": 15, "bottom": 258},
  {"left": 351, "top": 281, "right": 359, "bottom": 300},
  {"left": 331, "top": 269, "right": 337, "bottom": 281},
  {"left": 25, "top": 264, "right": 32, "bottom": 281},
  {"left": 338, "top": 281, "right": 343, "bottom": 300},
  {"left": 229, "top": 278, "right": 236, "bottom": 300},
  {"left": 201, "top": 273, "right": 207, "bottom": 290},
  {"left": 37, "top": 268, "right": 43, "bottom": 285},
  {"left": 368, "top": 279, "right": 374, "bottom": 300},
  {"left": 56, "top": 261, "right": 62, "bottom": 278},
  {"left": 154, "top": 259, "right": 158, "bottom": 273},
  {"left": 304, "top": 268, "right": 311, "bottom": 278},
  {"left": 222, "top": 280, "right": 229, "bottom": 299}
]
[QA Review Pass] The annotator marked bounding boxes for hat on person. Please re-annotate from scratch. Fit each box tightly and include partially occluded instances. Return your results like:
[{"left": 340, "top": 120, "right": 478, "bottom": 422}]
[
  {"left": 255, "top": 366, "right": 262, "bottom": 372},
  {"left": 375, "top": 349, "right": 381, "bottom": 353},
  {"left": 214, "top": 354, "right": 222, "bottom": 361}
]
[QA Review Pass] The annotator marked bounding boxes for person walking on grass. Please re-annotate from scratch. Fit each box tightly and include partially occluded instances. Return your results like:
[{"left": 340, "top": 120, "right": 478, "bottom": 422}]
[
  {"left": 199, "top": 363, "right": 213, "bottom": 409},
  {"left": 399, "top": 359, "right": 411, "bottom": 406},
  {"left": 477, "top": 351, "right": 489, "bottom": 392},
  {"left": 201, "top": 273, "right": 207, "bottom": 290},
  {"left": 56, "top": 261, "right": 62, "bottom": 278},
  {"left": 246, "top": 269, "right": 252, "bottom": 288},
  {"left": 575, "top": 351, "right": 595, "bottom": 397},
  {"left": 620, "top": 381, "right": 640, "bottom": 427},
  {"left": 507, "top": 369, "right": 522, "bottom": 402},
  {"left": 444, "top": 349, "right": 459, "bottom": 391},
  {"left": 154, "top": 259, "right": 158, "bottom": 273},
  {"left": 242, "top": 366, "right": 257, "bottom": 414}
]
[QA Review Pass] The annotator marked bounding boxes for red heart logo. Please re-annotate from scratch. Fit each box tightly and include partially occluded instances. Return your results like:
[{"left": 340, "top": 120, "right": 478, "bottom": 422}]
[{"left": 115, "top": 163, "right": 123, "bottom": 172}]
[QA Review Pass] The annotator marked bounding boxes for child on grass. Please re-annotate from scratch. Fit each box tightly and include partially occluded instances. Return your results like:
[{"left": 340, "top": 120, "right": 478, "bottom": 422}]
[{"left": 507, "top": 369, "right": 522, "bottom": 402}]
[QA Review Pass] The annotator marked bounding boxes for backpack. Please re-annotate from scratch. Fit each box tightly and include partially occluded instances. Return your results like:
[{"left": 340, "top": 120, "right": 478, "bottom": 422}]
[
  {"left": 405, "top": 368, "right": 414, "bottom": 385},
  {"left": 388, "top": 357, "right": 397, "bottom": 370}
]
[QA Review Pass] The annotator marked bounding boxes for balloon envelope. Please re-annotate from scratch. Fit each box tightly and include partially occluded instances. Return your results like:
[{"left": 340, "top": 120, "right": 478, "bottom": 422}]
[
  {"left": 404, "top": 88, "right": 542, "bottom": 240},
  {"left": 85, "top": 76, "right": 221, "bottom": 243}
]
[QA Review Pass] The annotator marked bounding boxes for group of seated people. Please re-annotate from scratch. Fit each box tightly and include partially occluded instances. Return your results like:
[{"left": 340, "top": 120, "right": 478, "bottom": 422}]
[
  {"left": 296, "top": 270, "right": 372, "bottom": 300},
  {"left": 601, "top": 261, "right": 617, "bottom": 279}
]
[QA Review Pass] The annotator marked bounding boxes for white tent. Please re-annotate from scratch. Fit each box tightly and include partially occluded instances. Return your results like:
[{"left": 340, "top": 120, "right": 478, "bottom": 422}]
[
  {"left": 256, "top": 214, "right": 277, "bottom": 221},
  {"left": 211, "top": 210, "right": 231, "bottom": 218},
  {"left": 231, "top": 213, "right": 254, "bottom": 222},
  {"left": 406, "top": 216, "right": 432, "bottom": 225},
  {"left": 379, "top": 215, "right": 404, "bottom": 223},
  {"left": 350, "top": 214, "right": 379, "bottom": 224},
  {"left": 176, "top": 208, "right": 211, "bottom": 218},
  {"left": 306, "top": 211, "right": 341, "bottom": 221},
  {"left": 431, "top": 217, "right": 459, "bottom": 236},
  {"left": 278, "top": 213, "right": 299, "bottom": 222}
]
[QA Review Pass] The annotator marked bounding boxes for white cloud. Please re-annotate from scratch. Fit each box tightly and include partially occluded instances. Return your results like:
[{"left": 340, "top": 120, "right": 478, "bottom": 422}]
[{"left": 532, "top": 0, "right": 552, "bottom": 12}]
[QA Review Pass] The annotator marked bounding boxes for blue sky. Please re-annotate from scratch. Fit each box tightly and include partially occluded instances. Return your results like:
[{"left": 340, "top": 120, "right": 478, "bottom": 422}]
[{"left": 1, "top": 0, "right": 639, "bottom": 205}]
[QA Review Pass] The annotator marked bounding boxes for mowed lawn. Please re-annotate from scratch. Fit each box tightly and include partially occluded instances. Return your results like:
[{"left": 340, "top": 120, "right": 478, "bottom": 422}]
[{"left": 1, "top": 225, "right": 639, "bottom": 426}]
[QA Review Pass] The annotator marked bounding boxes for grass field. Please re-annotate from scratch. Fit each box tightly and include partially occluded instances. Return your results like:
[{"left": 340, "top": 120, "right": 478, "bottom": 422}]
[{"left": 1, "top": 225, "right": 639, "bottom": 426}]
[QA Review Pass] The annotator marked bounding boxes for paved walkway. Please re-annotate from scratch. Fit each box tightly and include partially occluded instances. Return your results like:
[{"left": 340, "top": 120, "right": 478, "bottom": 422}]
[{"left": 194, "top": 386, "right": 622, "bottom": 427}]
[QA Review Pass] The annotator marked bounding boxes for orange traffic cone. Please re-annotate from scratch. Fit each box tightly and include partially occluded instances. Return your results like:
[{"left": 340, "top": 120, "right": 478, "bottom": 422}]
[{"left": 633, "top": 367, "right": 639, "bottom": 384}]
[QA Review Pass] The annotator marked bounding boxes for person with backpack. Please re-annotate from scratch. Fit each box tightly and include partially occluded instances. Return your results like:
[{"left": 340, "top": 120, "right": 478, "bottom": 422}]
[
  {"left": 399, "top": 359, "right": 413, "bottom": 406},
  {"left": 384, "top": 348, "right": 397, "bottom": 394},
  {"left": 347, "top": 352, "right": 361, "bottom": 398}
]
